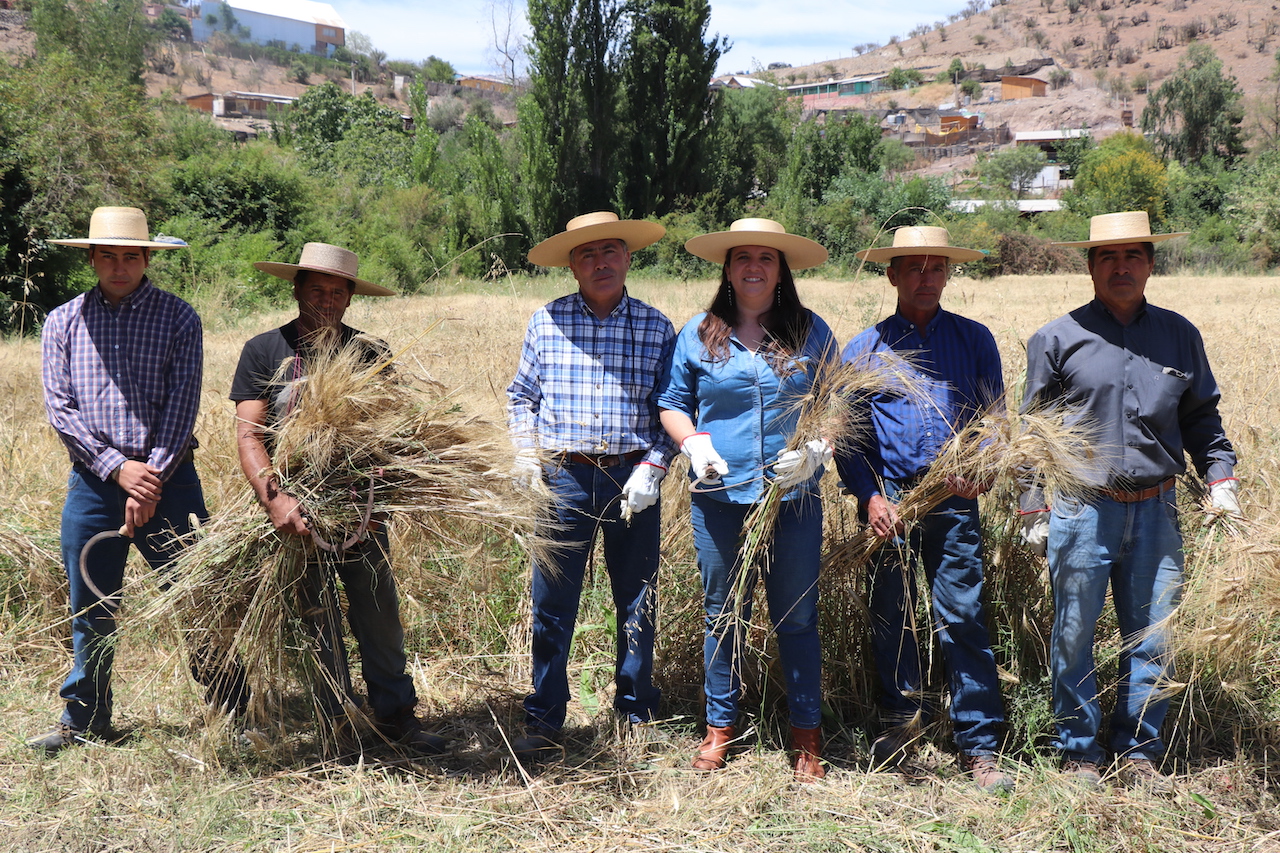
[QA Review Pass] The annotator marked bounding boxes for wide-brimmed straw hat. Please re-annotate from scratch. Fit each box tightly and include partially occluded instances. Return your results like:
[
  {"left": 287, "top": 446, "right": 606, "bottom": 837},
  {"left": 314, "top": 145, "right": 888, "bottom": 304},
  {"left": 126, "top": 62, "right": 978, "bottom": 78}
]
[
  {"left": 528, "top": 211, "right": 665, "bottom": 267},
  {"left": 684, "top": 218, "right": 829, "bottom": 270},
  {"left": 856, "top": 225, "right": 984, "bottom": 264},
  {"left": 49, "top": 207, "right": 186, "bottom": 250},
  {"left": 254, "top": 242, "right": 395, "bottom": 297},
  {"left": 1053, "top": 211, "right": 1188, "bottom": 248}
]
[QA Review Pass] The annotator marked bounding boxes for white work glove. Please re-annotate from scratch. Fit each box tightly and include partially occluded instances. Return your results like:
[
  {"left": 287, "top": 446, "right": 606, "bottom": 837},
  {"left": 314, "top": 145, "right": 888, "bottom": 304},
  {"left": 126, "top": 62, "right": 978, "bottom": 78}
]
[
  {"left": 512, "top": 448, "right": 545, "bottom": 492},
  {"left": 771, "top": 438, "right": 833, "bottom": 490},
  {"left": 1208, "top": 478, "right": 1241, "bottom": 516},
  {"left": 681, "top": 432, "right": 729, "bottom": 486},
  {"left": 619, "top": 462, "right": 666, "bottom": 521},
  {"left": 1020, "top": 511, "right": 1049, "bottom": 558}
]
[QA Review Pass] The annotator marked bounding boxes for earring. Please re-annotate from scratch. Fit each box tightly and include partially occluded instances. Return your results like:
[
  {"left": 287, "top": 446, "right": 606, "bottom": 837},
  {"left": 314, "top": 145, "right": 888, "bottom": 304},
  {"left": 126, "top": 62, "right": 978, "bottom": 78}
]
[
  {"left": 776, "top": 287, "right": 782, "bottom": 308},
  {"left": 726, "top": 282, "right": 734, "bottom": 307}
]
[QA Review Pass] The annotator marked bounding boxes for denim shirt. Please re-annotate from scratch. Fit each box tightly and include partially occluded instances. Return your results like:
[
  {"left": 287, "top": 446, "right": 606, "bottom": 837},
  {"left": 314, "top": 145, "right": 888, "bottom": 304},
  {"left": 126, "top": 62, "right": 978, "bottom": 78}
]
[{"left": 658, "top": 310, "right": 839, "bottom": 504}]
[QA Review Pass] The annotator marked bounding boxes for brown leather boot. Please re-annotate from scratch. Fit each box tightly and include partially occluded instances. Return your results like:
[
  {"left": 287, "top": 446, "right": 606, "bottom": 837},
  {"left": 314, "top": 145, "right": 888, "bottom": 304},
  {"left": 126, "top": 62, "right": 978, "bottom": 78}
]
[
  {"left": 790, "top": 725, "right": 826, "bottom": 782},
  {"left": 690, "top": 724, "right": 735, "bottom": 771}
]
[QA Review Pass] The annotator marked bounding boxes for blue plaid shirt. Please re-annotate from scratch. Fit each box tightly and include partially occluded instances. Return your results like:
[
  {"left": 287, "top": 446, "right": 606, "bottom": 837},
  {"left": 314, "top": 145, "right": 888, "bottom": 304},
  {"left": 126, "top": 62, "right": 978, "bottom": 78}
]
[
  {"left": 834, "top": 308, "right": 1003, "bottom": 502},
  {"left": 42, "top": 278, "right": 203, "bottom": 482},
  {"left": 507, "top": 290, "right": 677, "bottom": 469}
]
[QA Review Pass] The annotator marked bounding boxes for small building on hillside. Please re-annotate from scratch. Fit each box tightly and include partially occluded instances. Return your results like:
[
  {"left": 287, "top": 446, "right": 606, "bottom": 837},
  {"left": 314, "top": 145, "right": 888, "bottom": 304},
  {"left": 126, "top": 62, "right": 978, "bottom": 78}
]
[
  {"left": 710, "top": 75, "right": 774, "bottom": 91},
  {"left": 1012, "top": 128, "right": 1090, "bottom": 191},
  {"left": 190, "top": 0, "right": 345, "bottom": 56},
  {"left": 785, "top": 73, "right": 888, "bottom": 110},
  {"left": 457, "top": 75, "right": 513, "bottom": 94},
  {"left": 186, "top": 90, "right": 297, "bottom": 118},
  {"left": 1001, "top": 75, "right": 1047, "bottom": 100}
]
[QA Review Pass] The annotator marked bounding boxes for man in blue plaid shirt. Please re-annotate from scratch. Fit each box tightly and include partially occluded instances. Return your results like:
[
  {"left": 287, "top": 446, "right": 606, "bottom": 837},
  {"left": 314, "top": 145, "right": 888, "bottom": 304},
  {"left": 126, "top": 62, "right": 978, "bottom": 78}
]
[
  {"left": 834, "top": 226, "right": 1013, "bottom": 793},
  {"left": 30, "top": 207, "right": 246, "bottom": 754},
  {"left": 506, "top": 212, "right": 676, "bottom": 758}
]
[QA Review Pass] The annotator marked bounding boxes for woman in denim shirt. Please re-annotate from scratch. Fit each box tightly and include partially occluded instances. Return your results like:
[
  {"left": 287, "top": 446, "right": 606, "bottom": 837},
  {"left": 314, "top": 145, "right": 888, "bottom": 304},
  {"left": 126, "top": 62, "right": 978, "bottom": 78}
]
[{"left": 658, "top": 219, "right": 838, "bottom": 782}]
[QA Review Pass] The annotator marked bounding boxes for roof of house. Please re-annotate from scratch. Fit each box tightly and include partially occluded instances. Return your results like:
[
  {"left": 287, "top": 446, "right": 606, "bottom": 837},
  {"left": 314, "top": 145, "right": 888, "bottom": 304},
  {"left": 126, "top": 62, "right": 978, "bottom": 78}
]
[
  {"left": 710, "top": 75, "right": 776, "bottom": 89},
  {"left": 215, "top": 0, "right": 345, "bottom": 28},
  {"left": 950, "top": 198, "right": 1062, "bottom": 213},
  {"left": 1013, "top": 129, "right": 1090, "bottom": 143}
]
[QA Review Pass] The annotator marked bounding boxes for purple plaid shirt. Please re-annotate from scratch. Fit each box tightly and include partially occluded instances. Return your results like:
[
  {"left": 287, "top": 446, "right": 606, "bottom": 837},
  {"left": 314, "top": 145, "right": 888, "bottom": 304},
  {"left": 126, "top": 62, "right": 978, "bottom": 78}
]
[{"left": 42, "top": 278, "right": 203, "bottom": 482}]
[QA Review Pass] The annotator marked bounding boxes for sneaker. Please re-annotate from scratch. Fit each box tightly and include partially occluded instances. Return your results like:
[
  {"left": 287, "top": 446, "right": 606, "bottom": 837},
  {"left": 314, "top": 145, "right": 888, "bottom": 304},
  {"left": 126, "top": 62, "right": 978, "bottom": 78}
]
[
  {"left": 1118, "top": 757, "right": 1173, "bottom": 793},
  {"left": 510, "top": 726, "right": 562, "bottom": 761},
  {"left": 959, "top": 752, "right": 1015, "bottom": 794},
  {"left": 376, "top": 709, "right": 449, "bottom": 756},
  {"left": 27, "top": 723, "right": 87, "bottom": 754},
  {"left": 1062, "top": 759, "right": 1103, "bottom": 789},
  {"left": 870, "top": 725, "right": 919, "bottom": 770}
]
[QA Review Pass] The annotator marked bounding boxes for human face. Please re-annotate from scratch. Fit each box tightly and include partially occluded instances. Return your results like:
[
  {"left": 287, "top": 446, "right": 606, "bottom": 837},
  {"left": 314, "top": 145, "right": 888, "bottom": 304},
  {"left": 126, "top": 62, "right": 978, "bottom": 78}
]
[
  {"left": 568, "top": 238, "right": 631, "bottom": 317},
  {"left": 1087, "top": 242, "right": 1153, "bottom": 324},
  {"left": 887, "top": 254, "right": 949, "bottom": 325},
  {"left": 89, "top": 245, "right": 150, "bottom": 306},
  {"left": 726, "top": 245, "right": 781, "bottom": 312},
  {"left": 294, "top": 272, "right": 355, "bottom": 334}
]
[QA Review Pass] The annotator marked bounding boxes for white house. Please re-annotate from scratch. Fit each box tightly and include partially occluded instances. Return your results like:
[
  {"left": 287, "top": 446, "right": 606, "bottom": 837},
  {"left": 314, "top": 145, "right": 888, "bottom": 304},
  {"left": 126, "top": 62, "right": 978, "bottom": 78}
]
[{"left": 190, "top": 0, "right": 346, "bottom": 56}]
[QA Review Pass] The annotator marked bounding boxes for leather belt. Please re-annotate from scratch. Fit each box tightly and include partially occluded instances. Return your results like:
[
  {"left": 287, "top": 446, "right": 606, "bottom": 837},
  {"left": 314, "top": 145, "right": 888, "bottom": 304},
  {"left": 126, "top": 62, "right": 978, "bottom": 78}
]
[
  {"left": 1102, "top": 477, "right": 1175, "bottom": 503},
  {"left": 559, "top": 449, "right": 646, "bottom": 469}
]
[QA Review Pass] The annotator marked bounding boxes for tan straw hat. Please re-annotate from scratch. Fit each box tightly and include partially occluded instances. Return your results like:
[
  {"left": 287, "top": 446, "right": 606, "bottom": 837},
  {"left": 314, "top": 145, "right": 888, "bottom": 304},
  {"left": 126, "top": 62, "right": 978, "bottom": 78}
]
[
  {"left": 254, "top": 242, "right": 395, "bottom": 297},
  {"left": 684, "top": 218, "right": 829, "bottom": 270},
  {"left": 1053, "top": 211, "right": 1188, "bottom": 248},
  {"left": 856, "top": 225, "right": 984, "bottom": 263},
  {"left": 50, "top": 207, "right": 186, "bottom": 250},
  {"left": 528, "top": 211, "right": 665, "bottom": 267}
]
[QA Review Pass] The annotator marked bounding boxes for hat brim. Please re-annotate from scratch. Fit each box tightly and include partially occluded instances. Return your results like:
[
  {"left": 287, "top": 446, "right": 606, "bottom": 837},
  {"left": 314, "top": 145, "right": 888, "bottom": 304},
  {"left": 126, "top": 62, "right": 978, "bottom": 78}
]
[
  {"left": 1052, "top": 232, "right": 1188, "bottom": 248},
  {"left": 253, "top": 261, "right": 396, "bottom": 297},
  {"left": 529, "top": 220, "right": 665, "bottom": 267},
  {"left": 856, "top": 245, "right": 985, "bottom": 263},
  {"left": 49, "top": 238, "right": 185, "bottom": 250},
  {"left": 684, "top": 231, "right": 829, "bottom": 270}
]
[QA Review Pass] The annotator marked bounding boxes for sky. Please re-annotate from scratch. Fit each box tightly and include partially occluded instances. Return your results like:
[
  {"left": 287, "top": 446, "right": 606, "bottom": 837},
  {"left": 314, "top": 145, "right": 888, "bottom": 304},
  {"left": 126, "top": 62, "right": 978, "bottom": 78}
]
[{"left": 337, "top": 0, "right": 964, "bottom": 77}]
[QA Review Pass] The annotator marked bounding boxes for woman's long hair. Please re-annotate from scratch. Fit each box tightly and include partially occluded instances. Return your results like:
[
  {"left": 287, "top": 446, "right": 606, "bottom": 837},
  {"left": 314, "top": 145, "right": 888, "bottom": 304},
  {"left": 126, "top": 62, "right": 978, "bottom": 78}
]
[{"left": 697, "top": 251, "right": 813, "bottom": 368}]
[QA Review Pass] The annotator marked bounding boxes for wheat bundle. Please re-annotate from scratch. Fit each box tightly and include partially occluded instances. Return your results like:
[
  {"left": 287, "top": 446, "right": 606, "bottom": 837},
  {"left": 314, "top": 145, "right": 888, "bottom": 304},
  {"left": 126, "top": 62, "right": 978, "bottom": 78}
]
[{"left": 139, "top": 337, "right": 550, "bottom": 729}]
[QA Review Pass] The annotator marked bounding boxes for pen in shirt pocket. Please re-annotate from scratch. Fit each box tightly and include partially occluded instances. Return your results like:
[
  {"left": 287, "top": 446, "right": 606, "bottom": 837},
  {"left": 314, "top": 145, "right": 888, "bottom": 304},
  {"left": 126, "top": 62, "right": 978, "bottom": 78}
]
[{"left": 1161, "top": 366, "right": 1188, "bottom": 380}]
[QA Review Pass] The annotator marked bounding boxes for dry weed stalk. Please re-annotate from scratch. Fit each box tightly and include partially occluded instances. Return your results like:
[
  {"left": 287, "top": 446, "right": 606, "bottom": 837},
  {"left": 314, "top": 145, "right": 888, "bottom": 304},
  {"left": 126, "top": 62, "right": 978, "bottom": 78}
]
[{"left": 135, "top": 337, "right": 551, "bottom": 727}]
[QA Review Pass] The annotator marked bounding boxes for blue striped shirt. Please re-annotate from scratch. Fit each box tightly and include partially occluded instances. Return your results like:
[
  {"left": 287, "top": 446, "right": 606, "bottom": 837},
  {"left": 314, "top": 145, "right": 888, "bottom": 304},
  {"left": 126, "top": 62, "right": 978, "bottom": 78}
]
[
  {"left": 834, "top": 308, "right": 1003, "bottom": 502},
  {"left": 507, "top": 291, "right": 677, "bottom": 468},
  {"left": 42, "top": 278, "right": 203, "bottom": 482}
]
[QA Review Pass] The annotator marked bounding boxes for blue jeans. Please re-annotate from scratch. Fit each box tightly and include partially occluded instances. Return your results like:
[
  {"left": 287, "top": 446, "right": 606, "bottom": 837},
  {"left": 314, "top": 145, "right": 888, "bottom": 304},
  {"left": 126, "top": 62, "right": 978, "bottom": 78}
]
[
  {"left": 59, "top": 458, "right": 244, "bottom": 732},
  {"left": 1048, "top": 488, "right": 1183, "bottom": 763},
  {"left": 525, "top": 459, "right": 660, "bottom": 730},
  {"left": 300, "top": 525, "right": 418, "bottom": 720},
  {"left": 867, "top": 479, "right": 1005, "bottom": 754},
  {"left": 691, "top": 492, "right": 823, "bottom": 730}
]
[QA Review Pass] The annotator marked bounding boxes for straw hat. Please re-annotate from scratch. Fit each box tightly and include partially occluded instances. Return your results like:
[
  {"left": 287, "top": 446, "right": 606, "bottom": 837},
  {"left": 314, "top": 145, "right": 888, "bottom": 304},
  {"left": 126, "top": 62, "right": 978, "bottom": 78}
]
[
  {"left": 528, "top": 211, "right": 665, "bottom": 267},
  {"left": 684, "top": 218, "right": 829, "bottom": 270},
  {"left": 1053, "top": 211, "right": 1188, "bottom": 248},
  {"left": 49, "top": 207, "right": 186, "bottom": 250},
  {"left": 254, "top": 242, "right": 395, "bottom": 297},
  {"left": 856, "top": 225, "right": 984, "bottom": 263}
]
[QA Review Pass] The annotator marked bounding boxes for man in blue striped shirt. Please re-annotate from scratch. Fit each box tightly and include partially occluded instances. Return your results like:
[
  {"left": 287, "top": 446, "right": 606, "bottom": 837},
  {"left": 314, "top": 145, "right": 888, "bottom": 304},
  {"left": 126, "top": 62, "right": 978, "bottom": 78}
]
[
  {"left": 30, "top": 207, "right": 246, "bottom": 753},
  {"left": 834, "top": 226, "right": 1012, "bottom": 793},
  {"left": 506, "top": 212, "right": 676, "bottom": 758}
]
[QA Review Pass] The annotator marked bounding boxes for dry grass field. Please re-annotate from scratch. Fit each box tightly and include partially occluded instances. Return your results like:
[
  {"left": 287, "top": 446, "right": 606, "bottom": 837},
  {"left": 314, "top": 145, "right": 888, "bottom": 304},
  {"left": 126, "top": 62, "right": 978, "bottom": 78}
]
[{"left": 3, "top": 269, "right": 1280, "bottom": 852}]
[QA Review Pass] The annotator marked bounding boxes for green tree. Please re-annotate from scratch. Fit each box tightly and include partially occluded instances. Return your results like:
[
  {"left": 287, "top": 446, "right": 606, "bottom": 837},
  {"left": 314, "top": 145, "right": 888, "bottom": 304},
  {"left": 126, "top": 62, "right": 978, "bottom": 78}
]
[
  {"left": 30, "top": 0, "right": 159, "bottom": 86},
  {"left": 775, "top": 114, "right": 881, "bottom": 228},
  {"left": 616, "top": 0, "right": 726, "bottom": 216},
  {"left": 700, "top": 83, "right": 797, "bottom": 221},
  {"left": 883, "top": 66, "right": 924, "bottom": 90},
  {"left": 984, "top": 145, "right": 1047, "bottom": 198},
  {"left": 422, "top": 55, "right": 457, "bottom": 84},
  {"left": 1066, "top": 131, "right": 1168, "bottom": 222},
  {"left": 1141, "top": 43, "right": 1245, "bottom": 165}
]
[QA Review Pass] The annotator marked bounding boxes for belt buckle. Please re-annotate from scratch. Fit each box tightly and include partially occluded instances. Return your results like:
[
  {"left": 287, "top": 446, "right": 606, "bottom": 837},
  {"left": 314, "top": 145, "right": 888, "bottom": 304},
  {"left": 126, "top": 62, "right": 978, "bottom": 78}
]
[{"left": 598, "top": 454, "right": 622, "bottom": 468}]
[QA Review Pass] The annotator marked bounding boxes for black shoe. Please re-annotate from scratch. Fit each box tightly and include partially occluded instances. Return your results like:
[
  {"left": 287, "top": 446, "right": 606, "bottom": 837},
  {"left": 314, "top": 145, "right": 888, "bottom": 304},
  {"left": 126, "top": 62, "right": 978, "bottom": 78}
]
[
  {"left": 27, "top": 723, "right": 88, "bottom": 754},
  {"left": 870, "top": 725, "right": 919, "bottom": 770},
  {"left": 376, "top": 708, "right": 449, "bottom": 755},
  {"left": 510, "top": 727, "right": 562, "bottom": 761}
]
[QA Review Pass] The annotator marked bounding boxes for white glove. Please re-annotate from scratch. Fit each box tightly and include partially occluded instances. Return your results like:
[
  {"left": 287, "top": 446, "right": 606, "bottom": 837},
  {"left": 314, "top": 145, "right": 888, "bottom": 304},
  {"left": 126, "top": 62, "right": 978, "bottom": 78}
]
[
  {"left": 1020, "top": 512, "right": 1049, "bottom": 558},
  {"left": 771, "top": 438, "right": 833, "bottom": 490},
  {"left": 619, "top": 462, "right": 666, "bottom": 518},
  {"left": 512, "top": 448, "right": 545, "bottom": 492},
  {"left": 1209, "top": 479, "right": 1241, "bottom": 516},
  {"left": 681, "top": 432, "right": 729, "bottom": 485}
]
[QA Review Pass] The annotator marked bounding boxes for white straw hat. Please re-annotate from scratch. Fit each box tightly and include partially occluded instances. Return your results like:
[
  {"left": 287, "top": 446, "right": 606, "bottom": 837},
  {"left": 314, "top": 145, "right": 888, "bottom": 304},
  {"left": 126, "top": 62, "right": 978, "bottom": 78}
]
[
  {"left": 856, "top": 225, "right": 984, "bottom": 263},
  {"left": 49, "top": 207, "right": 186, "bottom": 250},
  {"left": 528, "top": 211, "right": 665, "bottom": 267},
  {"left": 1053, "top": 211, "right": 1188, "bottom": 248},
  {"left": 684, "top": 218, "right": 829, "bottom": 270},
  {"left": 254, "top": 242, "right": 395, "bottom": 297}
]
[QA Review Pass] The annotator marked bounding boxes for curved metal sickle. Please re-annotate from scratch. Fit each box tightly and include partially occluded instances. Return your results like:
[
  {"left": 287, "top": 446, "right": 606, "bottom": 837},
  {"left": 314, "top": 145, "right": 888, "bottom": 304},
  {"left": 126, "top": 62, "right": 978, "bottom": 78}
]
[{"left": 309, "top": 469, "right": 380, "bottom": 554}]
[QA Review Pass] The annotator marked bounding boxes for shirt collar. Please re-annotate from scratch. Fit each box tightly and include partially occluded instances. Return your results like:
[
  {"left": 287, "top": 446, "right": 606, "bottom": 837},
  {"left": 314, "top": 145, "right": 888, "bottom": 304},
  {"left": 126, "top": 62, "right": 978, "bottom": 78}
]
[
  {"left": 1089, "top": 297, "right": 1148, "bottom": 324},
  {"left": 572, "top": 288, "right": 630, "bottom": 319},
  {"left": 93, "top": 276, "right": 155, "bottom": 309},
  {"left": 890, "top": 306, "right": 946, "bottom": 336}
]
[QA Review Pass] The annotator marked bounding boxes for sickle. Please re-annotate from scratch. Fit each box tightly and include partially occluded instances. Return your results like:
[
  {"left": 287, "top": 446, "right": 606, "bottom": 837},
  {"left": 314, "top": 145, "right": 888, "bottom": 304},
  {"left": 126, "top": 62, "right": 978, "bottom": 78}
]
[
  {"left": 308, "top": 469, "right": 380, "bottom": 554},
  {"left": 79, "top": 528, "right": 128, "bottom": 609}
]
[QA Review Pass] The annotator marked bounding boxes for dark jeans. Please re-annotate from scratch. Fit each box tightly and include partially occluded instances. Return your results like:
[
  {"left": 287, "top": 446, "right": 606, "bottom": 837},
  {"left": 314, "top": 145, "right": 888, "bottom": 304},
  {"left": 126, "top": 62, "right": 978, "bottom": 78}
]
[
  {"left": 524, "top": 458, "right": 661, "bottom": 730},
  {"left": 867, "top": 478, "right": 1005, "bottom": 754},
  {"left": 58, "top": 459, "right": 245, "bottom": 732}
]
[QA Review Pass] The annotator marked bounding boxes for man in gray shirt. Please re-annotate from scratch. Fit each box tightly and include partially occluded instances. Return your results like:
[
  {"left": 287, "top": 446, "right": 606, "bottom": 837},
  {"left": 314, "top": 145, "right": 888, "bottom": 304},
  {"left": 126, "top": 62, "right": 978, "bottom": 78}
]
[{"left": 1020, "top": 211, "right": 1239, "bottom": 789}]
